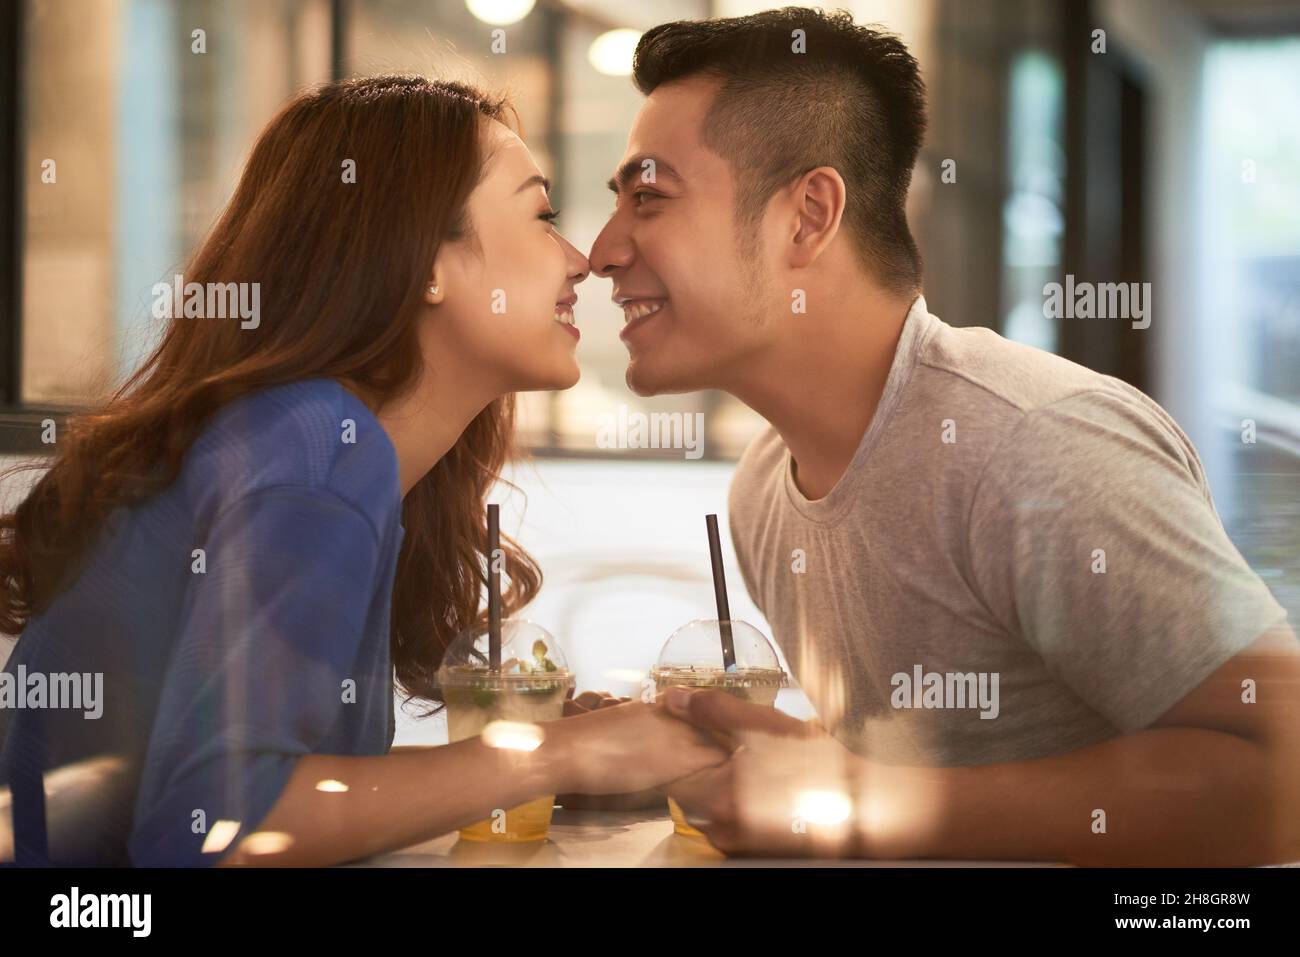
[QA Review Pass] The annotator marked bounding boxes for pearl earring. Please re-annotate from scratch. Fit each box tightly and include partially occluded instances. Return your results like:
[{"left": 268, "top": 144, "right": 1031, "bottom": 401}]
[{"left": 428, "top": 284, "right": 439, "bottom": 295}]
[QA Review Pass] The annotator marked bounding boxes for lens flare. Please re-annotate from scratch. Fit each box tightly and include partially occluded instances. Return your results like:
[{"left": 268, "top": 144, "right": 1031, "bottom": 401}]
[{"left": 482, "top": 720, "right": 544, "bottom": 752}]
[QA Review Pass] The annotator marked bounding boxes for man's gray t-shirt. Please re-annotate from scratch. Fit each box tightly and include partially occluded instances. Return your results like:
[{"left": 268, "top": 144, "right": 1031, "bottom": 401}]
[{"left": 728, "top": 295, "right": 1289, "bottom": 765}]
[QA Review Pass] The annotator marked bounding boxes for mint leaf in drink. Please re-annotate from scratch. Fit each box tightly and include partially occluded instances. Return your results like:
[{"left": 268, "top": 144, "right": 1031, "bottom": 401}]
[{"left": 531, "top": 640, "right": 558, "bottom": 673}]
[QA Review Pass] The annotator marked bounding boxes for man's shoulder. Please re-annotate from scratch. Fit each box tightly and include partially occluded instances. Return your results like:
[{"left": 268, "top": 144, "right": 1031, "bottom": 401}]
[
  {"left": 911, "top": 315, "right": 1198, "bottom": 469},
  {"left": 179, "top": 378, "right": 400, "bottom": 533},
  {"left": 915, "top": 316, "right": 1125, "bottom": 416}
]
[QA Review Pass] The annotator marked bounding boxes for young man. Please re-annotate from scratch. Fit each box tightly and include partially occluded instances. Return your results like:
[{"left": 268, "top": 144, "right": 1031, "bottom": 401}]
[{"left": 589, "top": 8, "right": 1299, "bottom": 864}]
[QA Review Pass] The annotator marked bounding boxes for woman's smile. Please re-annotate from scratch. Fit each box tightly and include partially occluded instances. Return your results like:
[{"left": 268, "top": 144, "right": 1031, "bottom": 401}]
[{"left": 554, "top": 295, "right": 579, "bottom": 340}]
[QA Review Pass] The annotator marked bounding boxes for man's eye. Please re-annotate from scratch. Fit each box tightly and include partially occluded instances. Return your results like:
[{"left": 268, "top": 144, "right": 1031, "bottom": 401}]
[
  {"left": 632, "top": 191, "right": 658, "bottom": 206},
  {"left": 539, "top": 208, "right": 561, "bottom": 224}
]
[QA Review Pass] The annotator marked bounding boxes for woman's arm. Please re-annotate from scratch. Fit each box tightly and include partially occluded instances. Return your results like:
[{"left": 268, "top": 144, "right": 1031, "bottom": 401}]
[
  {"left": 218, "top": 729, "right": 566, "bottom": 867},
  {"left": 219, "top": 700, "right": 729, "bottom": 867}
]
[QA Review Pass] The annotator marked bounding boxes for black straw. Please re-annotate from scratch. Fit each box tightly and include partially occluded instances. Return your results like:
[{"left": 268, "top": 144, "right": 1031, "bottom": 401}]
[
  {"left": 488, "top": 504, "right": 501, "bottom": 671},
  {"left": 705, "top": 514, "right": 737, "bottom": 671}
]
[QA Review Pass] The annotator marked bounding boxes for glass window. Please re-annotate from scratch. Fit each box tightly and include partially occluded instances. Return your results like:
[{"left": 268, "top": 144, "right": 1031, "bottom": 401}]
[
  {"left": 21, "top": 0, "right": 332, "bottom": 406},
  {"left": 1000, "top": 49, "right": 1065, "bottom": 353},
  {"left": 1202, "top": 36, "right": 1300, "bottom": 619}
]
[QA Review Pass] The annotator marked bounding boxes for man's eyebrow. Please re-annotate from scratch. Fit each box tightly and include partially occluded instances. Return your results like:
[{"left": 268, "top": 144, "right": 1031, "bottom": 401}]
[
  {"left": 515, "top": 174, "right": 550, "bottom": 195},
  {"left": 606, "top": 156, "right": 681, "bottom": 194}
]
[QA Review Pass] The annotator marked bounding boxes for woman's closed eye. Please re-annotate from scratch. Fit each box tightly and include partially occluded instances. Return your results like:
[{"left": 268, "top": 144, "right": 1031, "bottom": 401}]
[{"left": 539, "top": 208, "right": 561, "bottom": 224}]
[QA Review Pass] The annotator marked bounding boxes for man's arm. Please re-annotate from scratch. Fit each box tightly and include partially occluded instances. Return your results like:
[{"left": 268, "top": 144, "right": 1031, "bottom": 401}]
[
  {"left": 665, "top": 624, "right": 1300, "bottom": 865},
  {"left": 883, "top": 624, "right": 1300, "bottom": 865}
]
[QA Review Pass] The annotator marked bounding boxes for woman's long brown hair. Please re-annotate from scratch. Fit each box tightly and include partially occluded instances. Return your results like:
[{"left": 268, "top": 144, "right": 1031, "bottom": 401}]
[{"left": 0, "top": 75, "right": 541, "bottom": 714}]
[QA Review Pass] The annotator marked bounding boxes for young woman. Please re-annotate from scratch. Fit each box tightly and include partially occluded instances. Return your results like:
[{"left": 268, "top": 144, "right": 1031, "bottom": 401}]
[{"left": 0, "top": 75, "right": 726, "bottom": 867}]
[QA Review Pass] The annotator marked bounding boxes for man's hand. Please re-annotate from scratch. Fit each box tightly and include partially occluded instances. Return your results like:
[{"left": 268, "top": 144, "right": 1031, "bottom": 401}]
[{"left": 660, "top": 686, "right": 873, "bottom": 857}]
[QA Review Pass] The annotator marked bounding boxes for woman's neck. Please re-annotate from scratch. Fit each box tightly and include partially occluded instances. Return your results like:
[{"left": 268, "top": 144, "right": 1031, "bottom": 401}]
[{"left": 373, "top": 372, "right": 498, "bottom": 499}]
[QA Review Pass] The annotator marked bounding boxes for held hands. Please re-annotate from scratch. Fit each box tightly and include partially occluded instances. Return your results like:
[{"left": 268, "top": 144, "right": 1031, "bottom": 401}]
[
  {"left": 659, "top": 687, "right": 896, "bottom": 858},
  {"left": 546, "top": 689, "right": 730, "bottom": 800},
  {"left": 556, "top": 688, "right": 668, "bottom": 810}
]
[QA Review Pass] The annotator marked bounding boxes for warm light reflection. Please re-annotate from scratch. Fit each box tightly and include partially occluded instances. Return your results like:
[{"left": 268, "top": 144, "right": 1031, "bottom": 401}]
[
  {"left": 201, "top": 819, "right": 241, "bottom": 854},
  {"left": 241, "top": 831, "right": 295, "bottom": 856},
  {"left": 0, "top": 785, "right": 11, "bottom": 863},
  {"left": 482, "top": 720, "right": 544, "bottom": 752},
  {"left": 795, "top": 615, "right": 847, "bottom": 732},
  {"left": 315, "top": 779, "right": 349, "bottom": 793},
  {"left": 794, "top": 789, "right": 853, "bottom": 826},
  {"left": 588, "top": 29, "right": 642, "bottom": 77},
  {"left": 465, "top": 0, "right": 535, "bottom": 26}
]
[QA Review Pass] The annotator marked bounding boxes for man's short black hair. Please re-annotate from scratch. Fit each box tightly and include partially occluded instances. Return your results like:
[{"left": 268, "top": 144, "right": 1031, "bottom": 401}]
[{"left": 633, "top": 6, "right": 927, "bottom": 295}]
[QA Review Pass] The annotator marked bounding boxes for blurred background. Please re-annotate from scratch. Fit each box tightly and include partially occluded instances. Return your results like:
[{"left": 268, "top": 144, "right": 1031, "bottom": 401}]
[{"left": 1, "top": 0, "right": 1297, "bottom": 742}]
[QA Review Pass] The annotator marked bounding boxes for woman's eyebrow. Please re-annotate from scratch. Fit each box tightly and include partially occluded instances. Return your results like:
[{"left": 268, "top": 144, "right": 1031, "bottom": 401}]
[{"left": 514, "top": 174, "right": 550, "bottom": 195}]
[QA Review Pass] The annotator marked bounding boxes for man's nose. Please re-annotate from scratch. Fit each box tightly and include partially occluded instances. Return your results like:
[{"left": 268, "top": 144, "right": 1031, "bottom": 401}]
[{"left": 589, "top": 216, "right": 633, "bottom": 278}]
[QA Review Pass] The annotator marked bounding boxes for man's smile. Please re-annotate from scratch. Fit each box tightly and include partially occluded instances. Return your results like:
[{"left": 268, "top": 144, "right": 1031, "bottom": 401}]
[{"left": 616, "top": 297, "right": 669, "bottom": 343}]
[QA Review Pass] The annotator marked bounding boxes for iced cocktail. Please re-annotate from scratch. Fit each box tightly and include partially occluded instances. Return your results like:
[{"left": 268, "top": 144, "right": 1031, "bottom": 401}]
[
  {"left": 439, "top": 619, "right": 575, "bottom": 843},
  {"left": 650, "top": 618, "right": 787, "bottom": 841}
]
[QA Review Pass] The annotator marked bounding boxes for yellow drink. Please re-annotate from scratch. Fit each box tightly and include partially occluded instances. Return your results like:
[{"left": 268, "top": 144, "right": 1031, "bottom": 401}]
[
  {"left": 443, "top": 666, "right": 574, "bottom": 843},
  {"left": 456, "top": 794, "right": 557, "bottom": 843},
  {"left": 652, "top": 667, "right": 784, "bottom": 841}
]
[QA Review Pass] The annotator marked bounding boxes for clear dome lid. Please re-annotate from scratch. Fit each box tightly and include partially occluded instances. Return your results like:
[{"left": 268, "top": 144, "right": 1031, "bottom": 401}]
[
  {"left": 438, "top": 618, "right": 572, "bottom": 689},
  {"left": 652, "top": 618, "right": 786, "bottom": 685}
]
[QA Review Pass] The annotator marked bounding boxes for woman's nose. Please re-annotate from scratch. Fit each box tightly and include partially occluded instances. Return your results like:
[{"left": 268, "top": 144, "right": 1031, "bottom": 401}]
[{"left": 562, "top": 234, "right": 591, "bottom": 284}]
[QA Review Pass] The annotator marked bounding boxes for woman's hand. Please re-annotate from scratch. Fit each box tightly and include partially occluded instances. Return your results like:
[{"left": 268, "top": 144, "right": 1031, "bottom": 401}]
[
  {"left": 563, "top": 687, "right": 630, "bottom": 716},
  {"left": 541, "top": 699, "right": 730, "bottom": 796},
  {"left": 553, "top": 689, "right": 662, "bottom": 810}
]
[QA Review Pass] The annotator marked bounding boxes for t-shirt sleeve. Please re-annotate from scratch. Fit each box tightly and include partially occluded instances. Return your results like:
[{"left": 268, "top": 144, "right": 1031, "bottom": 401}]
[
  {"left": 967, "top": 390, "right": 1289, "bottom": 735},
  {"left": 128, "top": 486, "right": 383, "bottom": 866}
]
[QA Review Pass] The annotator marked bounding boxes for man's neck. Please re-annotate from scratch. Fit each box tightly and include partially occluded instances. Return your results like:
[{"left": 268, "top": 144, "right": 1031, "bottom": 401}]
[{"left": 729, "top": 284, "right": 915, "bottom": 501}]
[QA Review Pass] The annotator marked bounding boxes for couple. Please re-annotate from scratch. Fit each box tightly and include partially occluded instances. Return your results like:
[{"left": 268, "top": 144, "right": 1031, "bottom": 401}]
[{"left": 3, "top": 9, "right": 1297, "bottom": 868}]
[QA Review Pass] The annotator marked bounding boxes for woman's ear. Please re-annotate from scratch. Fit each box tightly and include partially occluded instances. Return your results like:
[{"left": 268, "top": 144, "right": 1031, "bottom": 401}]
[{"left": 424, "top": 271, "right": 446, "bottom": 305}]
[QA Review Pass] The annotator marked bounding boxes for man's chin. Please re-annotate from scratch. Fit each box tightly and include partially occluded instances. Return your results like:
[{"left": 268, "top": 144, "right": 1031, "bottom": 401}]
[
  {"left": 625, "top": 358, "right": 685, "bottom": 397},
  {"left": 625, "top": 363, "right": 657, "bottom": 397},
  {"left": 626, "top": 357, "right": 718, "bottom": 397}
]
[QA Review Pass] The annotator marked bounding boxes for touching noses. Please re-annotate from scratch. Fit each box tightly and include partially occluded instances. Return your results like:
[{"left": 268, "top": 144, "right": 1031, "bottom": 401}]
[{"left": 559, "top": 233, "right": 591, "bottom": 287}]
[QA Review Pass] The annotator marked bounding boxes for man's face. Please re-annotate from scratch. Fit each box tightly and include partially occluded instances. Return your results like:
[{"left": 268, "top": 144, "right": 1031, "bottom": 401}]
[{"left": 590, "top": 76, "right": 777, "bottom": 396}]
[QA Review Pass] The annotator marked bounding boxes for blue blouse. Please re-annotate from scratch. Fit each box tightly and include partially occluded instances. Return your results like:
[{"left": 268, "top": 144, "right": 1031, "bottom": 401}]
[{"left": 0, "top": 377, "right": 405, "bottom": 865}]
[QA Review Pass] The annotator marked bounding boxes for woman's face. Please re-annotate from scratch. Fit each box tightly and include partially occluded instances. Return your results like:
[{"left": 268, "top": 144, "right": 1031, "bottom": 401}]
[{"left": 429, "top": 120, "right": 589, "bottom": 394}]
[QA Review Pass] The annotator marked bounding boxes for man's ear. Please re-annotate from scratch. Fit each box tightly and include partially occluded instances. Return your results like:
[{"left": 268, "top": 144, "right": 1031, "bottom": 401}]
[{"left": 787, "top": 166, "right": 847, "bottom": 268}]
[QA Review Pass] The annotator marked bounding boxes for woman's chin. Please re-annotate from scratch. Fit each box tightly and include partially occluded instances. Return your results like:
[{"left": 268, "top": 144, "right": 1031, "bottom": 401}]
[
  {"left": 513, "top": 359, "right": 580, "bottom": 393},
  {"left": 551, "top": 359, "right": 581, "bottom": 391}
]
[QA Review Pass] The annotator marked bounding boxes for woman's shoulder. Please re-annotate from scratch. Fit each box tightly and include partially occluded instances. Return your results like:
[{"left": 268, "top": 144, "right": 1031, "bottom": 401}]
[{"left": 176, "top": 377, "right": 401, "bottom": 532}]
